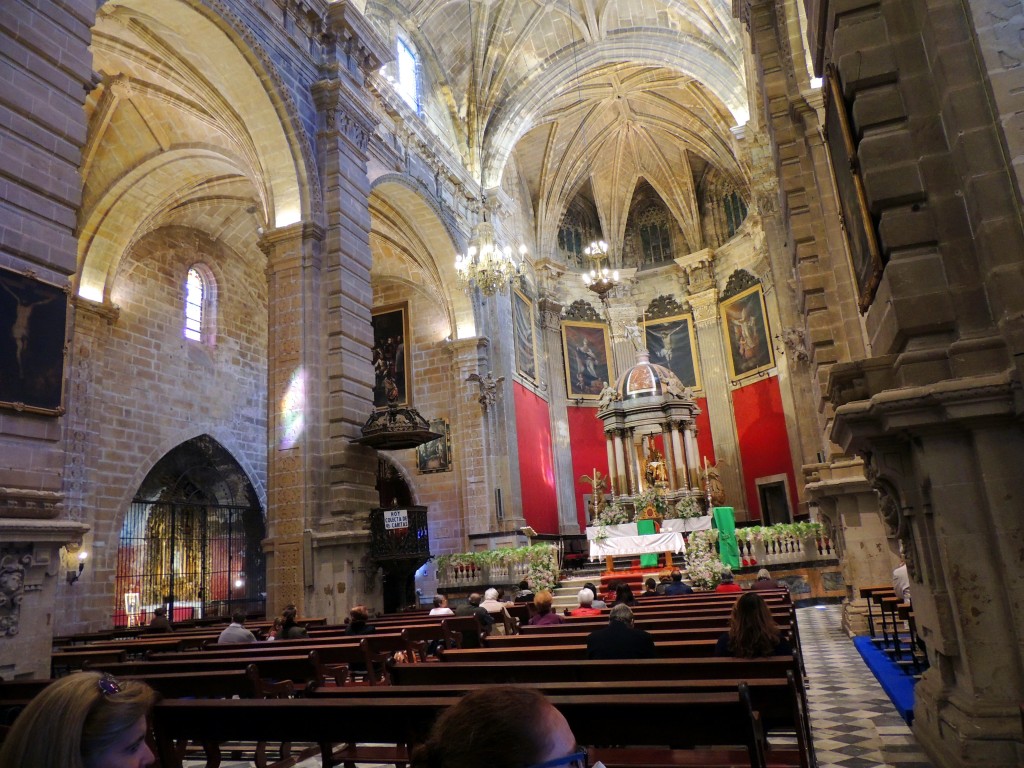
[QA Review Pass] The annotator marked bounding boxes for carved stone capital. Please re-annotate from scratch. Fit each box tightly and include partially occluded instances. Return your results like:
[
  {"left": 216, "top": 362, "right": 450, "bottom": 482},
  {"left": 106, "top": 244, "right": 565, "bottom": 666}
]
[{"left": 688, "top": 288, "right": 720, "bottom": 327}]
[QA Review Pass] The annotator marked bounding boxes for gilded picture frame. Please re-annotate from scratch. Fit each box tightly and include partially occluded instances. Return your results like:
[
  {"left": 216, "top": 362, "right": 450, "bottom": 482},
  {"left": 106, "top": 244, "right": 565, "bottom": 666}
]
[
  {"left": 824, "top": 64, "right": 885, "bottom": 312},
  {"left": 645, "top": 312, "right": 701, "bottom": 391},
  {"left": 561, "top": 320, "right": 613, "bottom": 399},
  {"left": 0, "top": 267, "right": 69, "bottom": 415},
  {"left": 512, "top": 288, "right": 537, "bottom": 382},
  {"left": 720, "top": 284, "right": 775, "bottom": 381},
  {"left": 371, "top": 302, "right": 411, "bottom": 408},
  {"left": 416, "top": 418, "right": 452, "bottom": 473}
]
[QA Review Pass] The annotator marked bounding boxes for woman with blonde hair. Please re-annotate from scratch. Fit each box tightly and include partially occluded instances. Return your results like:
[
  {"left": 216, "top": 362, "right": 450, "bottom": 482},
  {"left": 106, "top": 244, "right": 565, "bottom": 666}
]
[
  {"left": 0, "top": 671, "right": 157, "bottom": 768},
  {"left": 528, "top": 590, "right": 564, "bottom": 626},
  {"left": 714, "top": 591, "right": 792, "bottom": 658}
]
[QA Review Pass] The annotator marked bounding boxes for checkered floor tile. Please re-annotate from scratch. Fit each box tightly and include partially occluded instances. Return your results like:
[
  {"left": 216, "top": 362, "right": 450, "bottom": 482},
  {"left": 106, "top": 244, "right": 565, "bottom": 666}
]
[{"left": 799, "top": 604, "right": 933, "bottom": 768}]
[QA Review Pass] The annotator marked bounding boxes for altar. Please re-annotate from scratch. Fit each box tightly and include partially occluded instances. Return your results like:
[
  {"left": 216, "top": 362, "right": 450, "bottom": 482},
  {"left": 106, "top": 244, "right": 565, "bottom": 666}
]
[{"left": 585, "top": 517, "right": 713, "bottom": 570}]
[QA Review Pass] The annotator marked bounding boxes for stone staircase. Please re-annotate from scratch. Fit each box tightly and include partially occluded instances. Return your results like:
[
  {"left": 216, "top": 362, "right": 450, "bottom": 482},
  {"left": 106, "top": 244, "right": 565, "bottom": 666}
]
[{"left": 553, "top": 557, "right": 684, "bottom": 610}]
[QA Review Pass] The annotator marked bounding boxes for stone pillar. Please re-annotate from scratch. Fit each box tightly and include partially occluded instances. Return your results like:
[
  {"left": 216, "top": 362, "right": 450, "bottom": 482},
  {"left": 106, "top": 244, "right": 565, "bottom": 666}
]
[
  {"left": 612, "top": 430, "right": 629, "bottom": 496},
  {"left": 688, "top": 288, "right": 747, "bottom": 515},
  {"left": 805, "top": 459, "right": 897, "bottom": 635},
  {"left": 447, "top": 338, "right": 497, "bottom": 537},
  {"left": 661, "top": 423, "right": 676, "bottom": 491},
  {"left": 538, "top": 297, "right": 579, "bottom": 533},
  {"left": 294, "top": 2, "right": 389, "bottom": 621},
  {"left": 671, "top": 422, "right": 689, "bottom": 490},
  {"left": 260, "top": 222, "right": 325, "bottom": 617},
  {"left": 628, "top": 428, "right": 644, "bottom": 494}
]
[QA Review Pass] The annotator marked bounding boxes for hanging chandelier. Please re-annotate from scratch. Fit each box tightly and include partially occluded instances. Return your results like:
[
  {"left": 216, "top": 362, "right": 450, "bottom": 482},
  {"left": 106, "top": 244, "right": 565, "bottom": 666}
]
[
  {"left": 582, "top": 239, "right": 620, "bottom": 298},
  {"left": 455, "top": 219, "right": 527, "bottom": 297}
]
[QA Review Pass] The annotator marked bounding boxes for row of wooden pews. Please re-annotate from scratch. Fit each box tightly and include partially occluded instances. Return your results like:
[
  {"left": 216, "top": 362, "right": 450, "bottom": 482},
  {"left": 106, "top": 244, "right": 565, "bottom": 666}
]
[{"left": 2, "top": 589, "right": 815, "bottom": 768}]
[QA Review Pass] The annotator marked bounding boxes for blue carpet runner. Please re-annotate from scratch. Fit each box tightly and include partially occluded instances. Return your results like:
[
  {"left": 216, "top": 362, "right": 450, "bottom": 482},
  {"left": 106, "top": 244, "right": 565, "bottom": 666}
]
[{"left": 853, "top": 635, "right": 916, "bottom": 724}]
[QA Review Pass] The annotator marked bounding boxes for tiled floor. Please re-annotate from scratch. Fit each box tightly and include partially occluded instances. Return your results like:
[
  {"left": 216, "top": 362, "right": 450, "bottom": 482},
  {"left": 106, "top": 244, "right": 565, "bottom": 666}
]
[
  {"left": 187, "top": 603, "right": 936, "bottom": 768},
  {"left": 800, "top": 604, "right": 934, "bottom": 768}
]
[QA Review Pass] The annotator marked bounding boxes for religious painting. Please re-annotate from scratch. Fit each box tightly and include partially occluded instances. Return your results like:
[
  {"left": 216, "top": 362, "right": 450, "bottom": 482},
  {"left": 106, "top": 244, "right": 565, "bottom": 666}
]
[
  {"left": 645, "top": 312, "right": 701, "bottom": 391},
  {"left": 416, "top": 418, "right": 452, "bottom": 474},
  {"left": 720, "top": 284, "right": 774, "bottom": 380},
  {"left": 512, "top": 288, "right": 537, "bottom": 382},
  {"left": 0, "top": 267, "right": 68, "bottom": 415},
  {"left": 371, "top": 302, "right": 411, "bottom": 408},
  {"left": 824, "top": 64, "right": 885, "bottom": 312},
  {"left": 561, "top": 320, "right": 612, "bottom": 399}
]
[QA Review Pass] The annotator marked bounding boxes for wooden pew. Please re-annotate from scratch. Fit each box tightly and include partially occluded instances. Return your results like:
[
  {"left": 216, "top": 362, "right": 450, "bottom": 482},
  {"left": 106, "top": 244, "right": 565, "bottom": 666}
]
[
  {"left": 151, "top": 690, "right": 774, "bottom": 768},
  {"left": 439, "top": 640, "right": 720, "bottom": 661},
  {"left": 83, "top": 651, "right": 328, "bottom": 692},
  {"left": 50, "top": 648, "right": 127, "bottom": 677}
]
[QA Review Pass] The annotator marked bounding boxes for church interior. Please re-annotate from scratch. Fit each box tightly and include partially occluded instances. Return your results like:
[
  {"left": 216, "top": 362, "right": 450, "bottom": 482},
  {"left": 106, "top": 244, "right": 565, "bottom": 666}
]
[{"left": 1, "top": 1, "right": 1022, "bottom": 766}]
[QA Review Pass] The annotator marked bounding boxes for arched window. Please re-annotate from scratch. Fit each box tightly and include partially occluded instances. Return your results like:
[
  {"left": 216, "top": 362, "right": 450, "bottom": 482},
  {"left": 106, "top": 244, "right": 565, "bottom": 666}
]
[
  {"left": 724, "top": 192, "right": 748, "bottom": 238},
  {"left": 396, "top": 36, "right": 420, "bottom": 111},
  {"left": 184, "top": 265, "right": 216, "bottom": 343},
  {"left": 636, "top": 207, "right": 674, "bottom": 267}
]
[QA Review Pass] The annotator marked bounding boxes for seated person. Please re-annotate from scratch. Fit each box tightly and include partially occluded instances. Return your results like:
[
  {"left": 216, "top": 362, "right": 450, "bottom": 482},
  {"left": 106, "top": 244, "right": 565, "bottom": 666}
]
[
  {"left": 714, "top": 591, "right": 793, "bottom": 657},
  {"left": 664, "top": 569, "right": 695, "bottom": 595},
  {"left": 613, "top": 582, "right": 636, "bottom": 606},
  {"left": 513, "top": 579, "right": 535, "bottom": 604},
  {"left": 715, "top": 568, "right": 743, "bottom": 593},
  {"left": 344, "top": 604, "right": 376, "bottom": 635},
  {"left": 751, "top": 568, "right": 786, "bottom": 591},
  {"left": 265, "top": 616, "right": 283, "bottom": 640},
  {"left": 586, "top": 603, "right": 656, "bottom": 659},
  {"left": 147, "top": 605, "right": 172, "bottom": 632},
  {"left": 584, "top": 582, "right": 607, "bottom": 608},
  {"left": 217, "top": 610, "right": 257, "bottom": 644},
  {"left": 428, "top": 594, "right": 454, "bottom": 616},
  {"left": 528, "top": 590, "right": 564, "bottom": 626},
  {"left": 640, "top": 577, "right": 658, "bottom": 598},
  {"left": 410, "top": 686, "right": 582, "bottom": 768},
  {"left": 454, "top": 593, "right": 493, "bottom": 647},
  {"left": 655, "top": 571, "right": 673, "bottom": 595},
  {"left": 280, "top": 606, "right": 308, "bottom": 639},
  {"left": 479, "top": 587, "right": 507, "bottom": 612},
  {"left": 569, "top": 588, "right": 603, "bottom": 617},
  {"left": 0, "top": 671, "right": 157, "bottom": 768}
]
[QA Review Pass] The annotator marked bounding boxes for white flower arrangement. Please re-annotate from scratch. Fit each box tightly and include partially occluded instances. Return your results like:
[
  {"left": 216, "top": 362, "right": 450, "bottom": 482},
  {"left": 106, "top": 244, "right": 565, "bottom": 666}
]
[
  {"left": 671, "top": 494, "right": 705, "bottom": 520},
  {"left": 684, "top": 529, "right": 723, "bottom": 590}
]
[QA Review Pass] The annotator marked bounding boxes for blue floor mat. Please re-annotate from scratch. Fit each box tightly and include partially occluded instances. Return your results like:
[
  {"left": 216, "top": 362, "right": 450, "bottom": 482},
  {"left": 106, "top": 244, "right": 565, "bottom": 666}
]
[{"left": 852, "top": 635, "right": 916, "bottom": 724}]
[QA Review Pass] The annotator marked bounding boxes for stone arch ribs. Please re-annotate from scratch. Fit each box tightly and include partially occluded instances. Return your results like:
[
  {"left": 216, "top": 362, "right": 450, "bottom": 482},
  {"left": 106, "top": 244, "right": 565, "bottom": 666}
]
[
  {"left": 483, "top": 35, "right": 747, "bottom": 189},
  {"left": 369, "top": 176, "right": 469, "bottom": 337},
  {"left": 82, "top": 0, "right": 315, "bottom": 299}
]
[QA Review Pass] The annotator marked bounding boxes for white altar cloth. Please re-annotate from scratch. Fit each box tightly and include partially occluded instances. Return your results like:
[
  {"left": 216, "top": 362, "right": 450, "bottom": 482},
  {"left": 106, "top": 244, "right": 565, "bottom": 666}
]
[
  {"left": 662, "top": 516, "right": 713, "bottom": 533},
  {"left": 586, "top": 529, "right": 686, "bottom": 559}
]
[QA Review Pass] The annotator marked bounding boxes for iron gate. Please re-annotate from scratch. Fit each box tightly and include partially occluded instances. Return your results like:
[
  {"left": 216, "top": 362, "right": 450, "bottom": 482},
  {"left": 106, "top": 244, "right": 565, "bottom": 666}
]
[{"left": 116, "top": 499, "right": 265, "bottom": 626}]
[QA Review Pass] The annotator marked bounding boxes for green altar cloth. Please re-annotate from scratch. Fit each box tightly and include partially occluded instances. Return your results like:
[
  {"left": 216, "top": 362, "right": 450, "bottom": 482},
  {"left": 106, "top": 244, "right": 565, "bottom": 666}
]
[
  {"left": 713, "top": 506, "right": 741, "bottom": 569},
  {"left": 637, "top": 518, "right": 659, "bottom": 567}
]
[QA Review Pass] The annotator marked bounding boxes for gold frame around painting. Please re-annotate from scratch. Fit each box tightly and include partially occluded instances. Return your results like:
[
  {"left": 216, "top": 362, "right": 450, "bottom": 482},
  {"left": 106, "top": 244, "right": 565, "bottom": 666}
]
[
  {"left": 0, "top": 266, "right": 69, "bottom": 416},
  {"left": 416, "top": 417, "right": 452, "bottom": 473},
  {"left": 824, "top": 64, "right": 885, "bottom": 312},
  {"left": 644, "top": 312, "right": 701, "bottom": 391},
  {"left": 371, "top": 301, "right": 411, "bottom": 408},
  {"left": 720, "top": 284, "right": 775, "bottom": 381},
  {"left": 561, "top": 320, "right": 613, "bottom": 400},
  {"left": 512, "top": 288, "right": 537, "bottom": 382}
]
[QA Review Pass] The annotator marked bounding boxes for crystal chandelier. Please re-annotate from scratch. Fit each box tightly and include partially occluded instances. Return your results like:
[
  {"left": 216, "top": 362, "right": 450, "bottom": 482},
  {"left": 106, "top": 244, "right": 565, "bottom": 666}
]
[
  {"left": 581, "top": 239, "right": 620, "bottom": 298},
  {"left": 455, "top": 218, "right": 527, "bottom": 297}
]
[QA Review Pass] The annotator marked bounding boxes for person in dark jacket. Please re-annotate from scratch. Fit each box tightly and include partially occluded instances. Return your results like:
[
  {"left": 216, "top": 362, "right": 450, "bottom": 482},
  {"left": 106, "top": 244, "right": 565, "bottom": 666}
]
[
  {"left": 343, "top": 604, "right": 376, "bottom": 635},
  {"left": 586, "top": 604, "right": 656, "bottom": 659},
  {"left": 663, "top": 570, "right": 695, "bottom": 595},
  {"left": 714, "top": 592, "right": 792, "bottom": 657}
]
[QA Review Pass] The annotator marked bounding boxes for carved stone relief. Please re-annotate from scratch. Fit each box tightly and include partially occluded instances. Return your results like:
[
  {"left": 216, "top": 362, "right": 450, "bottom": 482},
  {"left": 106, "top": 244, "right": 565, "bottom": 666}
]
[{"left": 0, "top": 545, "right": 52, "bottom": 637}]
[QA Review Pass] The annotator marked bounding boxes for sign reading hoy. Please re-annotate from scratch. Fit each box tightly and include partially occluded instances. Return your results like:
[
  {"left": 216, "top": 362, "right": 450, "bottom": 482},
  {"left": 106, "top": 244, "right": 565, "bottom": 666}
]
[{"left": 383, "top": 509, "right": 409, "bottom": 530}]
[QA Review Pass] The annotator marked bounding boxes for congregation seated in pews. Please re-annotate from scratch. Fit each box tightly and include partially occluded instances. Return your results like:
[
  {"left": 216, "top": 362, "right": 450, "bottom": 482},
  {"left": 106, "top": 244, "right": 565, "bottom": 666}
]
[{"left": 1, "top": 583, "right": 812, "bottom": 768}]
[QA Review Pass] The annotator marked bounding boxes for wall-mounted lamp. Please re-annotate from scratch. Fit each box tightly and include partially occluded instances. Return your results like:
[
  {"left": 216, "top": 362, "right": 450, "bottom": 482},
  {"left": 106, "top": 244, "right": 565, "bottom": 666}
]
[{"left": 67, "top": 551, "right": 88, "bottom": 584}]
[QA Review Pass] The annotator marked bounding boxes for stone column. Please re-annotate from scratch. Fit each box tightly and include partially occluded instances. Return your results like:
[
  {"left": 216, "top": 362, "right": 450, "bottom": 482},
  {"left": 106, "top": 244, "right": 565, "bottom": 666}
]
[
  {"left": 661, "top": 423, "right": 677, "bottom": 491},
  {"left": 671, "top": 422, "right": 689, "bottom": 490},
  {"left": 612, "top": 430, "right": 629, "bottom": 496},
  {"left": 295, "top": 2, "right": 389, "bottom": 621},
  {"left": 805, "top": 458, "right": 897, "bottom": 635},
  {"left": 688, "top": 288, "right": 747, "bottom": 515},
  {"left": 260, "top": 222, "right": 325, "bottom": 617},
  {"left": 538, "top": 297, "right": 579, "bottom": 533},
  {"left": 604, "top": 435, "right": 617, "bottom": 505},
  {"left": 447, "top": 338, "right": 496, "bottom": 537},
  {"left": 628, "top": 428, "right": 645, "bottom": 494}
]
